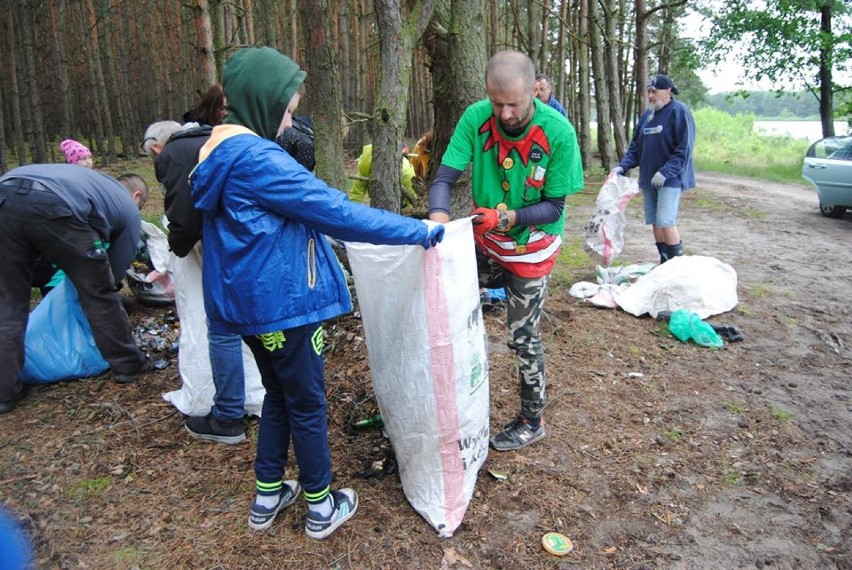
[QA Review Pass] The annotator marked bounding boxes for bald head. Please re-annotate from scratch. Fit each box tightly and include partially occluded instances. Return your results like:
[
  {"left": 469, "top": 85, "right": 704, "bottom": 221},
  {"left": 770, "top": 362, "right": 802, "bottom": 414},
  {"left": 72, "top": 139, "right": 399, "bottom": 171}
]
[
  {"left": 485, "top": 50, "right": 536, "bottom": 92},
  {"left": 485, "top": 50, "right": 536, "bottom": 133}
]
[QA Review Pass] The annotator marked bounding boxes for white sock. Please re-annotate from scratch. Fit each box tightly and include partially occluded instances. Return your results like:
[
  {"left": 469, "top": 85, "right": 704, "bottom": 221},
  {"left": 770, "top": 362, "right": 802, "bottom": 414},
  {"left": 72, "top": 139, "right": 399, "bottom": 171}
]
[
  {"left": 308, "top": 495, "right": 333, "bottom": 517},
  {"left": 256, "top": 493, "right": 280, "bottom": 509}
]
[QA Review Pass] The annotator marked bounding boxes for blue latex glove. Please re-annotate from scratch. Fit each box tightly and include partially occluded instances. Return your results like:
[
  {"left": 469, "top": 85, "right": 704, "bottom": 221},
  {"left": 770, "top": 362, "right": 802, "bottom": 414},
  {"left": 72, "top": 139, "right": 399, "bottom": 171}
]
[
  {"left": 651, "top": 171, "right": 666, "bottom": 188},
  {"left": 421, "top": 223, "right": 445, "bottom": 249},
  {"left": 610, "top": 166, "right": 624, "bottom": 176}
]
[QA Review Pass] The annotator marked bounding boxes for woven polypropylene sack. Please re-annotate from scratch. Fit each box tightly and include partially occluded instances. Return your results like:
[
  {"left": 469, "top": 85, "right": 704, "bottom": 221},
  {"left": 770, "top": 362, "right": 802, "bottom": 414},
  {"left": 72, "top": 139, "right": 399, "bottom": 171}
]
[{"left": 346, "top": 218, "right": 490, "bottom": 537}]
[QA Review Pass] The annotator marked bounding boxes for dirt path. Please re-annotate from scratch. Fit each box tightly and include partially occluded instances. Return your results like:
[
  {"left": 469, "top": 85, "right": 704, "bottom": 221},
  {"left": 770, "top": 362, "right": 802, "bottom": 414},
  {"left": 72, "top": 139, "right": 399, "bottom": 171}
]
[
  {"left": 0, "top": 171, "right": 849, "bottom": 569},
  {"left": 556, "top": 172, "right": 852, "bottom": 568}
]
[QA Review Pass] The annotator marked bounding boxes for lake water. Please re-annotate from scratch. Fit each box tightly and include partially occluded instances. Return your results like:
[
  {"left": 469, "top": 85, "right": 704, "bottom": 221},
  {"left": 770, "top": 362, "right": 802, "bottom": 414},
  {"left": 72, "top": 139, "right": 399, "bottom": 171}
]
[{"left": 753, "top": 120, "right": 849, "bottom": 142}]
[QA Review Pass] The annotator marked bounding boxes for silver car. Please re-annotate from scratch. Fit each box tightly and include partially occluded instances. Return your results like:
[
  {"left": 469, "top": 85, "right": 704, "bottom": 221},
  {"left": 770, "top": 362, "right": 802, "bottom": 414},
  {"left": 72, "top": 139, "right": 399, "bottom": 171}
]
[{"left": 802, "top": 135, "right": 852, "bottom": 218}]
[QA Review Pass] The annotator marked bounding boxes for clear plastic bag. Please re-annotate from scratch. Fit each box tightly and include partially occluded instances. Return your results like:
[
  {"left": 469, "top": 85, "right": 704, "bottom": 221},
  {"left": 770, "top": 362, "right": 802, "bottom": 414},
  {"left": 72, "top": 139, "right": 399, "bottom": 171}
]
[{"left": 583, "top": 174, "right": 641, "bottom": 266}]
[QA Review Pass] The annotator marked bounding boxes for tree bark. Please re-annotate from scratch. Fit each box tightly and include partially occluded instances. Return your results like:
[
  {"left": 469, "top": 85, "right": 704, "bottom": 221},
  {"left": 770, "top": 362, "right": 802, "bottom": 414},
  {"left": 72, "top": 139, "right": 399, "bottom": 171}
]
[
  {"left": 576, "top": 0, "right": 592, "bottom": 169},
  {"left": 602, "top": 0, "right": 627, "bottom": 157},
  {"left": 193, "top": 0, "right": 217, "bottom": 87},
  {"left": 589, "top": 0, "right": 615, "bottom": 170},
  {"left": 818, "top": 3, "right": 834, "bottom": 137},
  {"left": 425, "top": 0, "right": 486, "bottom": 219},
  {"left": 369, "top": 0, "right": 436, "bottom": 213},
  {"left": 298, "top": 0, "right": 348, "bottom": 191}
]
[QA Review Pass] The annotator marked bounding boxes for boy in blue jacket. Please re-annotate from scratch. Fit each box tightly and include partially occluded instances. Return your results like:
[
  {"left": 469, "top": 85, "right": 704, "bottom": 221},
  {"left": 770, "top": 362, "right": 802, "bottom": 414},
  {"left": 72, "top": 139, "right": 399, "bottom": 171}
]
[{"left": 190, "top": 46, "right": 443, "bottom": 539}]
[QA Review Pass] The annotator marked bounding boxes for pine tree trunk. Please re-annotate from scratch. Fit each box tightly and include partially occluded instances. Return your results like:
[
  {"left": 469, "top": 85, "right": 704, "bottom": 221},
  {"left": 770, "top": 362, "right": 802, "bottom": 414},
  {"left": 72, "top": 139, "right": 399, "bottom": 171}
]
[
  {"left": 602, "top": 0, "right": 626, "bottom": 157},
  {"left": 369, "top": 0, "right": 435, "bottom": 213},
  {"left": 589, "top": 0, "right": 615, "bottom": 170},
  {"left": 577, "top": 0, "right": 592, "bottom": 169},
  {"left": 425, "top": 0, "right": 486, "bottom": 219},
  {"left": 298, "top": 0, "right": 348, "bottom": 191}
]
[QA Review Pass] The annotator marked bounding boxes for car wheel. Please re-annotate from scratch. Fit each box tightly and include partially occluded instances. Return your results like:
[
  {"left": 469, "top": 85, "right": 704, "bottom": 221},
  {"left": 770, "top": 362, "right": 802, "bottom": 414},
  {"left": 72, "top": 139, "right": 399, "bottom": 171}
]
[{"left": 819, "top": 202, "right": 846, "bottom": 218}]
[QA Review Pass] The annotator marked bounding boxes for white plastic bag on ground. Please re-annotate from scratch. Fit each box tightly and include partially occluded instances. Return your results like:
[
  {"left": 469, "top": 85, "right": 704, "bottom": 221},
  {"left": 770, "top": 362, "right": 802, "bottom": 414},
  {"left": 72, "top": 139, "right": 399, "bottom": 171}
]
[
  {"left": 126, "top": 221, "right": 176, "bottom": 305},
  {"left": 160, "top": 243, "right": 265, "bottom": 417},
  {"left": 617, "top": 255, "right": 738, "bottom": 319},
  {"left": 583, "top": 174, "right": 641, "bottom": 266},
  {"left": 346, "top": 218, "right": 489, "bottom": 538}
]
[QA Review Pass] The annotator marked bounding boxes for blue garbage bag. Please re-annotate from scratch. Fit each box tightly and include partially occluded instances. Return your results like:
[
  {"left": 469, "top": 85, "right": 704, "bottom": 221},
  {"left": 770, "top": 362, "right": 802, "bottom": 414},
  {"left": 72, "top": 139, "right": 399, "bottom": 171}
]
[{"left": 20, "top": 280, "right": 109, "bottom": 383}]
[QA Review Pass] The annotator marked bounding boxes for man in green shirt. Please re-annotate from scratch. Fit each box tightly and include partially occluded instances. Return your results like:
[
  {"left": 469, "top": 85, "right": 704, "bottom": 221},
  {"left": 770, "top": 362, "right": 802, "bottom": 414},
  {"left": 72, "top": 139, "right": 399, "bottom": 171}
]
[{"left": 428, "top": 50, "right": 584, "bottom": 451}]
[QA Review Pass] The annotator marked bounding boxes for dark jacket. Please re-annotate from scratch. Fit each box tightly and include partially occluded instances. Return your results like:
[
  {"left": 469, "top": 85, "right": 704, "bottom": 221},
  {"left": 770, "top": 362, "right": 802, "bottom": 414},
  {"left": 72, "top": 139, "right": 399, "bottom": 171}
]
[
  {"left": 154, "top": 125, "right": 212, "bottom": 257},
  {"left": 619, "top": 99, "right": 696, "bottom": 191},
  {"left": 0, "top": 164, "right": 140, "bottom": 287}
]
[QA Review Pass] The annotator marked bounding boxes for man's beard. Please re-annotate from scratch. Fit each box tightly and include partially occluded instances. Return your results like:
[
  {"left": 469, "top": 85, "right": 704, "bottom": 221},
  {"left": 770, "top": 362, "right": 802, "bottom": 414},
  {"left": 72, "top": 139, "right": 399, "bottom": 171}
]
[{"left": 500, "top": 100, "right": 535, "bottom": 135}]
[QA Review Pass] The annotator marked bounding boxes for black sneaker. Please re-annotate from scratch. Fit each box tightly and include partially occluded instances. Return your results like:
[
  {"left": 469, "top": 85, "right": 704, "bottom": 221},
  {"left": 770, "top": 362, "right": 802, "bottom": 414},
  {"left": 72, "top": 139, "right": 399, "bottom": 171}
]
[
  {"left": 184, "top": 413, "right": 246, "bottom": 444},
  {"left": 113, "top": 356, "right": 156, "bottom": 384},
  {"left": 248, "top": 481, "right": 301, "bottom": 531},
  {"left": 305, "top": 488, "right": 359, "bottom": 540},
  {"left": 489, "top": 416, "right": 545, "bottom": 451}
]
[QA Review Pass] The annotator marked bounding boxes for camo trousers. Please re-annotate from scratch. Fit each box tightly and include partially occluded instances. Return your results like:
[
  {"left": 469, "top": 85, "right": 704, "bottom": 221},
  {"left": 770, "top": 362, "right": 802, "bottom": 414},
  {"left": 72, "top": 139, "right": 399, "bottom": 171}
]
[{"left": 477, "top": 251, "right": 550, "bottom": 419}]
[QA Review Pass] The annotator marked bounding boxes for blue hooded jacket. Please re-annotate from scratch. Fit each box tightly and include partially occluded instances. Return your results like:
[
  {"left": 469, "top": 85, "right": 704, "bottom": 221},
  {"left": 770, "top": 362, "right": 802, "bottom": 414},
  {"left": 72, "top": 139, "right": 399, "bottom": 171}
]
[{"left": 190, "top": 48, "right": 429, "bottom": 336}]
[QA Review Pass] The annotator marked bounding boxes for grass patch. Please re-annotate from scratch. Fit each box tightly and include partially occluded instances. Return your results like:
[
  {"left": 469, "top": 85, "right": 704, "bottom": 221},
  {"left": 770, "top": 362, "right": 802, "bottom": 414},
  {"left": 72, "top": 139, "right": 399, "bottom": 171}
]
[
  {"left": 114, "top": 547, "right": 141, "bottom": 565},
  {"left": 722, "top": 469, "right": 742, "bottom": 486},
  {"left": 693, "top": 108, "right": 811, "bottom": 185},
  {"left": 771, "top": 406, "right": 793, "bottom": 421},
  {"left": 723, "top": 401, "right": 744, "bottom": 414},
  {"left": 69, "top": 476, "right": 111, "bottom": 498},
  {"left": 748, "top": 284, "right": 774, "bottom": 297},
  {"left": 663, "top": 428, "right": 684, "bottom": 442}
]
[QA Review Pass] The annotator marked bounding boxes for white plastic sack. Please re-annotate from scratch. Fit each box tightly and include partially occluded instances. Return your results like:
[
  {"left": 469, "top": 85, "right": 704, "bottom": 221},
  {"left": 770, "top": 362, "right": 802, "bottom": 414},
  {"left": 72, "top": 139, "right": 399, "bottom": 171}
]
[
  {"left": 160, "top": 243, "right": 265, "bottom": 417},
  {"left": 126, "top": 221, "right": 175, "bottom": 305},
  {"left": 617, "top": 255, "right": 738, "bottom": 319},
  {"left": 346, "top": 218, "right": 489, "bottom": 538},
  {"left": 583, "top": 174, "right": 641, "bottom": 266}
]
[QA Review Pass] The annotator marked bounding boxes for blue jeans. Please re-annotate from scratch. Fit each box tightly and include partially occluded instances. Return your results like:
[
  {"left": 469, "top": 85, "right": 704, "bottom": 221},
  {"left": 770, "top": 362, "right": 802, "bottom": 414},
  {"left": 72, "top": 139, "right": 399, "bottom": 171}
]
[
  {"left": 207, "top": 329, "right": 247, "bottom": 422},
  {"left": 244, "top": 323, "right": 331, "bottom": 496},
  {"left": 643, "top": 186, "right": 682, "bottom": 227}
]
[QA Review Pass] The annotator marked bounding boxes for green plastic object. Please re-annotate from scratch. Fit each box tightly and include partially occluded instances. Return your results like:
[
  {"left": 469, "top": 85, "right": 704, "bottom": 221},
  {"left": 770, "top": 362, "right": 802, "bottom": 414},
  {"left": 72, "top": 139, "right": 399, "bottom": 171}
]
[{"left": 668, "top": 308, "right": 724, "bottom": 348}]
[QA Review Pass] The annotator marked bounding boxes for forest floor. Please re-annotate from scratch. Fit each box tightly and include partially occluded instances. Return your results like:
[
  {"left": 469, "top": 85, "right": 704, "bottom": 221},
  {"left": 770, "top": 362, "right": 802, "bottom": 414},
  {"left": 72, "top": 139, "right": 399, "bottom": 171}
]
[{"left": 1, "top": 171, "right": 850, "bottom": 569}]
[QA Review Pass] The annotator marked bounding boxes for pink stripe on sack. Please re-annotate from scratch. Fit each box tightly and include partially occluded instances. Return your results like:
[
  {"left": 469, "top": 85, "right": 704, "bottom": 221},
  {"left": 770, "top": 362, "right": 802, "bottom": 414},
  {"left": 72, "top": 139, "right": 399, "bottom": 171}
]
[{"left": 423, "top": 248, "right": 466, "bottom": 530}]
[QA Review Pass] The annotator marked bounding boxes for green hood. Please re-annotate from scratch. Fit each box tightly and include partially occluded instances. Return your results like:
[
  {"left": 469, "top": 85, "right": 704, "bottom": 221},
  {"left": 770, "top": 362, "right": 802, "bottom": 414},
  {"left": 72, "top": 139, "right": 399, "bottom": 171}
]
[{"left": 222, "top": 47, "right": 306, "bottom": 140}]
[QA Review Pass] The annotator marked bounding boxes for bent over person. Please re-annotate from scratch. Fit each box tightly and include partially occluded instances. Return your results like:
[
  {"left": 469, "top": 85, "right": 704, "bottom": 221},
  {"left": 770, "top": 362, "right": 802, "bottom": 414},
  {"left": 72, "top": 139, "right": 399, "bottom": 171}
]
[
  {"left": 190, "top": 46, "right": 443, "bottom": 538},
  {"left": 428, "top": 50, "right": 584, "bottom": 451},
  {"left": 0, "top": 164, "right": 154, "bottom": 413}
]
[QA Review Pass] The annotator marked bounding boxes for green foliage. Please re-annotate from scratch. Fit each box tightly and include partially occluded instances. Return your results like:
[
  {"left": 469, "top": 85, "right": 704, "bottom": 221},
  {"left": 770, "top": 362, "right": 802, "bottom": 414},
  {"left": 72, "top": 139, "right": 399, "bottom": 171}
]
[
  {"left": 701, "top": 0, "right": 852, "bottom": 96},
  {"left": 700, "top": 90, "right": 829, "bottom": 119},
  {"left": 692, "top": 108, "right": 811, "bottom": 183}
]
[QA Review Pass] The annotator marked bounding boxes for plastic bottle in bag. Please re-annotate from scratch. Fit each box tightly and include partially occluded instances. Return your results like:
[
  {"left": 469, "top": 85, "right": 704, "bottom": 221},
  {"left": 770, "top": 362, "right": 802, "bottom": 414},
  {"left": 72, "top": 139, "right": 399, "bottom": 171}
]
[{"left": 668, "top": 309, "right": 724, "bottom": 348}]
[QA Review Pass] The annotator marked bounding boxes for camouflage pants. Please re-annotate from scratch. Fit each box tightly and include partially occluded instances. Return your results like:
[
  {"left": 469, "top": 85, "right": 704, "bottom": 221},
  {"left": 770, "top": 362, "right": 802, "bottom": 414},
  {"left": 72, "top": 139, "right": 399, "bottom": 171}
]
[{"left": 477, "top": 251, "right": 550, "bottom": 419}]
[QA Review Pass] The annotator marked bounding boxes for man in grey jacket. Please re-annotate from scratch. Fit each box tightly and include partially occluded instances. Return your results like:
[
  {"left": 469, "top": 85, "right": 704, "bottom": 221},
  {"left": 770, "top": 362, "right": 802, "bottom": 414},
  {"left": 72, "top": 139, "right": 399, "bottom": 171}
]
[{"left": 0, "top": 164, "right": 153, "bottom": 414}]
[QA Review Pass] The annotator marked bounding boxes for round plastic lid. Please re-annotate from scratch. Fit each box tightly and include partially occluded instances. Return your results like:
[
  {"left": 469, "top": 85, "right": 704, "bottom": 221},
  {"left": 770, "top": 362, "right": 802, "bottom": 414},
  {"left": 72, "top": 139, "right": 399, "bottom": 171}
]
[{"left": 542, "top": 532, "right": 573, "bottom": 556}]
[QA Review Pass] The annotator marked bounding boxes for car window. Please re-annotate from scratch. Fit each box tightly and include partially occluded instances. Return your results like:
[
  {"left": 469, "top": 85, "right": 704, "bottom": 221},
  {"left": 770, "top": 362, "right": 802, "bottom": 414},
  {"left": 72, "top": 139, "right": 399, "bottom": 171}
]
[
  {"left": 827, "top": 138, "right": 852, "bottom": 161},
  {"left": 808, "top": 136, "right": 852, "bottom": 160}
]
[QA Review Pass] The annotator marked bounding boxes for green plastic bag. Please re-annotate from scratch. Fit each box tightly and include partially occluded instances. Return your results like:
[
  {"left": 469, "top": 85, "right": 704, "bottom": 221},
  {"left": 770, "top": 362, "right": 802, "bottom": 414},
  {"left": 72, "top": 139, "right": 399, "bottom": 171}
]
[{"left": 668, "top": 309, "right": 724, "bottom": 348}]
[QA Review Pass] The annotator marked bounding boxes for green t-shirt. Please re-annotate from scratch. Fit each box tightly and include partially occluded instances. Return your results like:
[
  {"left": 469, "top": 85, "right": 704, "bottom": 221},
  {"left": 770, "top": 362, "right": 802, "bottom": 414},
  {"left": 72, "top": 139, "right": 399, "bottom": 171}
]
[{"left": 441, "top": 98, "right": 584, "bottom": 244}]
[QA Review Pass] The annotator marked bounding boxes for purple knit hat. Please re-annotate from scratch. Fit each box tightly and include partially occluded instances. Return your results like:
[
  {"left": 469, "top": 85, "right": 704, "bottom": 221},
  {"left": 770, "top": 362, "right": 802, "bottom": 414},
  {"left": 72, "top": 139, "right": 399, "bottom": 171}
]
[{"left": 60, "top": 139, "right": 92, "bottom": 164}]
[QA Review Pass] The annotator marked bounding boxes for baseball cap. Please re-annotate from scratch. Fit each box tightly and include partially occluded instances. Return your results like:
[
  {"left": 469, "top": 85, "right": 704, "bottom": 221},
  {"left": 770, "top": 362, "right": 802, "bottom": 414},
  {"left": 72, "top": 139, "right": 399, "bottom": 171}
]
[{"left": 647, "top": 74, "right": 679, "bottom": 95}]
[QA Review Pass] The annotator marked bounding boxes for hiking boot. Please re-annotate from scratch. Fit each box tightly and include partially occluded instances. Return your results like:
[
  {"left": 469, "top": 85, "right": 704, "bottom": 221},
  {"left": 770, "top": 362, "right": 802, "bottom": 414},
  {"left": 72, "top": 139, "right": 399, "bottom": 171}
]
[
  {"left": 489, "top": 416, "right": 546, "bottom": 451},
  {"left": 305, "top": 488, "right": 359, "bottom": 540},
  {"left": 113, "top": 356, "right": 156, "bottom": 384},
  {"left": 248, "top": 481, "right": 301, "bottom": 531},
  {"left": 184, "top": 413, "right": 246, "bottom": 444}
]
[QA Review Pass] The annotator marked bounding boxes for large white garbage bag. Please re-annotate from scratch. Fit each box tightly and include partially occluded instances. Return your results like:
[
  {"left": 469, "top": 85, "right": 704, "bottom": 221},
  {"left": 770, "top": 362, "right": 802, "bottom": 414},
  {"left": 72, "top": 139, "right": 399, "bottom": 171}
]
[
  {"left": 161, "top": 243, "right": 265, "bottom": 417},
  {"left": 617, "top": 255, "right": 738, "bottom": 319},
  {"left": 346, "top": 218, "right": 489, "bottom": 537}
]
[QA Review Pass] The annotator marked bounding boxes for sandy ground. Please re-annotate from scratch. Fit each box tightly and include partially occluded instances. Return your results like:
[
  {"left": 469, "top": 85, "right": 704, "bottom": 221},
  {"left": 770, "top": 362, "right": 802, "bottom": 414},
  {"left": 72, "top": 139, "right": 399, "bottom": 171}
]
[{"left": 0, "top": 171, "right": 849, "bottom": 569}]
